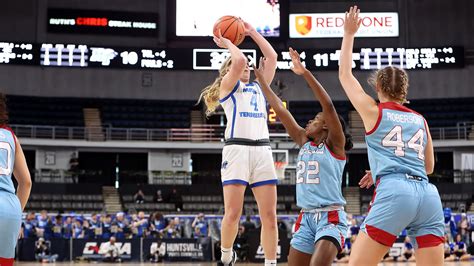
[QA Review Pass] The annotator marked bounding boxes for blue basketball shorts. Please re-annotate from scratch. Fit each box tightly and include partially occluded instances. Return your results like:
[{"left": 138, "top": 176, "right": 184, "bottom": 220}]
[
  {"left": 291, "top": 209, "right": 348, "bottom": 254},
  {"left": 0, "top": 190, "right": 22, "bottom": 260},
  {"left": 361, "top": 173, "right": 444, "bottom": 249}
]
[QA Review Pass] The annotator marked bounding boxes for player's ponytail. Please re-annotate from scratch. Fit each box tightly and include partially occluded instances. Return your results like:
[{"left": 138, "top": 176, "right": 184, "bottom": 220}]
[
  {"left": 198, "top": 58, "right": 233, "bottom": 117},
  {"left": 0, "top": 93, "right": 8, "bottom": 126},
  {"left": 338, "top": 115, "right": 353, "bottom": 151}
]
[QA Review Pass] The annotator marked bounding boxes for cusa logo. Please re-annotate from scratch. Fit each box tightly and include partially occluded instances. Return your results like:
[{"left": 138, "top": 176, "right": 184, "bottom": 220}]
[
  {"left": 255, "top": 244, "right": 281, "bottom": 259},
  {"left": 83, "top": 242, "right": 131, "bottom": 255}
]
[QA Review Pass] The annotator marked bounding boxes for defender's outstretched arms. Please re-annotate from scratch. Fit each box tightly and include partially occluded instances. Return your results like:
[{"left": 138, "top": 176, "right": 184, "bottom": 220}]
[
  {"left": 253, "top": 57, "right": 307, "bottom": 146},
  {"left": 338, "top": 6, "right": 378, "bottom": 131}
]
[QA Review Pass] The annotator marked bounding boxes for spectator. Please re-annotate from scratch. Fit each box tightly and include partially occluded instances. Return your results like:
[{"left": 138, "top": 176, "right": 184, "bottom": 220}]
[
  {"left": 164, "top": 217, "right": 181, "bottom": 238},
  {"left": 52, "top": 215, "right": 63, "bottom": 238},
  {"left": 192, "top": 213, "right": 208, "bottom": 238},
  {"left": 349, "top": 218, "right": 360, "bottom": 236},
  {"left": 23, "top": 211, "right": 37, "bottom": 238},
  {"left": 102, "top": 236, "right": 121, "bottom": 262},
  {"left": 134, "top": 189, "right": 145, "bottom": 204},
  {"left": 89, "top": 213, "right": 102, "bottom": 239},
  {"left": 242, "top": 215, "right": 256, "bottom": 233},
  {"left": 62, "top": 216, "right": 73, "bottom": 239},
  {"left": 149, "top": 241, "right": 165, "bottom": 262},
  {"left": 35, "top": 238, "right": 58, "bottom": 263},
  {"left": 453, "top": 234, "right": 471, "bottom": 261},
  {"left": 72, "top": 219, "right": 84, "bottom": 239},
  {"left": 83, "top": 219, "right": 93, "bottom": 239},
  {"left": 149, "top": 212, "right": 167, "bottom": 238},
  {"left": 277, "top": 218, "right": 288, "bottom": 233},
  {"left": 131, "top": 212, "right": 148, "bottom": 238},
  {"left": 457, "top": 213, "right": 471, "bottom": 246},
  {"left": 153, "top": 190, "right": 164, "bottom": 203},
  {"left": 112, "top": 212, "right": 128, "bottom": 239},
  {"left": 102, "top": 214, "right": 113, "bottom": 240},
  {"left": 68, "top": 152, "right": 79, "bottom": 183},
  {"left": 168, "top": 189, "right": 182, "bottom": 211},
  {"left": 402, "top": 236, "right": 415, "bottom": 261},
  {"left": 36, "top": 210, "right": 52, "bottom": 239},
  {"left": 234, "top": 225, "right": 249, "bottom": 261},
  {"left": 444, "top": 234, "right": 454, "bottom": 260},
  {"left": 444, "top": 208, "right": 457, "bottom": 242}
]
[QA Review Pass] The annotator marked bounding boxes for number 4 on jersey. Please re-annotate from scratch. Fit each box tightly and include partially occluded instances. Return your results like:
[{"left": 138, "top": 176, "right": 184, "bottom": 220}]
[{"left": 382, "top": 126, "right": 425, "bottom": 160}]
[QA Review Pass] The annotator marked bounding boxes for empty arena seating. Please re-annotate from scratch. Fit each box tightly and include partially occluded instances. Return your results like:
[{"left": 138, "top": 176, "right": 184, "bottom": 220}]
[
  {"left": 25, "top": 183, "right": 104, "bottom": 213},
  {"left": 7, "top": 95, "right": 193, "bottom": 129}
]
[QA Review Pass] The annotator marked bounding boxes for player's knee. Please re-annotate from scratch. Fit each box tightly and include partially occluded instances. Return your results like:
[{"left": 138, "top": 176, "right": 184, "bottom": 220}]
[
  {"left": 259, "top": 210, "right": 277, "bottom": 227},
  {"left": 310, "top": 254, "right": 332, "bottom": 266},
  {"left": 223, "top": 207, "right": 241, "bottom": 223}
]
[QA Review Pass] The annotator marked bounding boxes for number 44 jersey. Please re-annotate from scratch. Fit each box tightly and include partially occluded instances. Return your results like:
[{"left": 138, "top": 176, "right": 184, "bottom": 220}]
[{"left": 366, "top": 102, "right": 428, "bottom": 182}]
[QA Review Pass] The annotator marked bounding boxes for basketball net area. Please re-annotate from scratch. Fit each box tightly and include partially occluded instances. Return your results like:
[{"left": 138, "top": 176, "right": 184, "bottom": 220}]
[{"left": 272, "top": 149, "right": 289, "bottom": 180}]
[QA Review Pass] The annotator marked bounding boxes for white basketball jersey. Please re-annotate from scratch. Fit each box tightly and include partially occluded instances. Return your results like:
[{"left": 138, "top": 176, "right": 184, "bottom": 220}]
[{"left": 219, "top": 81, "right": 269, "bottom": 140}]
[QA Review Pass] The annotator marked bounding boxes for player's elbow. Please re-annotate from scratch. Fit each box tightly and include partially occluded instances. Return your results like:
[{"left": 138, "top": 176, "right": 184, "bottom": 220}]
[
  {"left": 266, "top": 51, "right": 278, "bottom": 62},
  {"left": 233, "top": 55, "right": 247, "bottom": 71},
  {"left": 425, "top": 164, "right": 434, "bottom": 175},
  {"left": 19, "top": 174, "right": 32, "bottom": 188}
]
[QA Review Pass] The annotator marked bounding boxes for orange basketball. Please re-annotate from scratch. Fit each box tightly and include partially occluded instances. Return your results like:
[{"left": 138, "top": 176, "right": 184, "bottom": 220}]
[{"left": 213, "top": 15, "right": 245, "bottom": 46}]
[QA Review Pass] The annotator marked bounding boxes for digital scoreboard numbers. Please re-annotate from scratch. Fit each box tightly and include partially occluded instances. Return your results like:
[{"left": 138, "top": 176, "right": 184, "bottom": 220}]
[
  {"left": 193, "top": 49, "right": 257, "bottom": 70},
  {"left": 0, "top": 42, "right": 38, "bottom": 65},
  {"left": 0, "top": 41, "right": 464, "bottom": 71},
  {"left": 39, "top": 43, "right": 189, "bottom": 70},
  {"left": 276, "top": 46, "right": 464, "bottom": 71},
  {"left": 268, "top": 101, "right": 288, "bottom": 124}
]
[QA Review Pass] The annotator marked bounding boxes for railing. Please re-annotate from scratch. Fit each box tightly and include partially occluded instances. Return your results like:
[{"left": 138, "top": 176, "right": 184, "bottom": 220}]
[{"left": 10, "top": 122, "right": 474, "bottom": 142}]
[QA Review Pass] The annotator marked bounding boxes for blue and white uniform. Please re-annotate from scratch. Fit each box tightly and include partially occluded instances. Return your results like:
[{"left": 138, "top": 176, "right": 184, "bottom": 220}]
[
  {"left": 361, "top": 102, "right": 444, "bottom": 248},
  {"left": 219, "top": 81, "right": 277, "bottom": 187},
  {"left": 291, "top": 141, "right": 348, "bottom": 254},
  {"left": 0, "top": 126, "right": 21, "bottom": 260}
]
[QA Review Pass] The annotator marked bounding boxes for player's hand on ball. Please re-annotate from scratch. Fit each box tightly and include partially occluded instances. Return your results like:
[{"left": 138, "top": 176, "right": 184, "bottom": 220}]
[
  {"left": 242, "top": 20, "right": 256, "bottom": 36},
  {"left": 344, "top": 6, "right": 362, "bottom": 36},
  {"left": 253, "top": 57, "right": 267, "bottom": 84},
  {"left": 289, "top": 47, "right": 306, "bottom": 75},
  {"left": 359, "top": 170, "right": 374, "bottom": 189},
  {"left": 213, "top": 29, "right": 232, "bottom": 49}
]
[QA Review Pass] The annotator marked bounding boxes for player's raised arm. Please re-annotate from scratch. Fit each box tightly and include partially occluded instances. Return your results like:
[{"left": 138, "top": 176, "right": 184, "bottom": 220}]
[
  {"left": 214, "top": 30, "right": 247, "bottom": 96},
  {"left": 289, "top": 47, "right": 345, "bottom": 152},
  {"left": 253, "top": 57, "right": 307, "bottom": 146},
  {"left": 338, "top": 6, "right": 378, "bottom": 131},
  {"left": 244, "top": 21, "right": 278, "bottom": 85}
]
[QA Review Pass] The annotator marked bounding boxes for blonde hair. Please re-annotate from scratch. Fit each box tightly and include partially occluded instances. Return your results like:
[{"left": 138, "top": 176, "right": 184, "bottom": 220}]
[
  {"left": 368, "top": 66, "right": 409, "bottom": 104},
  {"left": 198, "top": 57, "right": 233, "bottom": 116}
]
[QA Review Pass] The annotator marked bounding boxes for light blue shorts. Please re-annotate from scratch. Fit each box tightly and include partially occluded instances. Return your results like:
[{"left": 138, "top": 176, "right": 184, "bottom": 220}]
[
  {"left": 291, "top": 209, "right": 348, "bottom": 254},
  {"left": 0, "top": 191, "right": 22, "bottom": 258},
  {"left": 361, "top": 173, "right": 444, "bottom": 249}
]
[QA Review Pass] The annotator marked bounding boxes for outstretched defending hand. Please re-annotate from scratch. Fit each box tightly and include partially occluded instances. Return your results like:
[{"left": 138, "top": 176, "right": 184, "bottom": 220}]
[
  {"left": 242, "top": 20, "right": 256, "bottom": 36},
  {"left": 289, "top": 47, "right": 306, "bottom": 75},
  {"left": 359, "top": 170, "right": 374, "bottom": 189},
  {"left": 213, "top": 29, "right": 232, "bottom": 49},
  {"left": 344, "top": 6, "right": 362, "bottom": 36},
  {"left": 253, "top": 57, "right": 267, "bottom": 84}
]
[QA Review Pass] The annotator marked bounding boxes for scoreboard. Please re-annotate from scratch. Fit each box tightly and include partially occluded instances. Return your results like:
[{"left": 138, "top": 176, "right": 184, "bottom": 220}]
[{"left": 0, "top": 41, "right": 464, "bottom": 71}]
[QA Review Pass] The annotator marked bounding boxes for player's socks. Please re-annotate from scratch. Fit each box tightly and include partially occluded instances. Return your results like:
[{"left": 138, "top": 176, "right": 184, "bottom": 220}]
[
  {"left": 265, "top": 259, "right": 277, "bottom": 265},
  {"left": 221, "top": 247, "right": 233, "bottom": 264}
]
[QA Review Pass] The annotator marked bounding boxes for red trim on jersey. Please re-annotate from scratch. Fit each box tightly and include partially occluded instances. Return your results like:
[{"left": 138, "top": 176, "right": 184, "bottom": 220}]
[
  {"left": 379, "top": 101, "right": 422, "bottom": 116},
  {"left": 328, "top": 210, "right": 340, "bottom": 225},
  {"left": 0, "top": 125, "right": 16, "bottom": 147},
  {"left": 367, "top": 179, "right": 381, "bottom": 213},
  {"left": 0, "top": 257, "right": 14, "bottom": 266},
  {"left": 325, "top": 144, "right": 346, "bottom": 160},
  {"left": 365, "top": 104, "right": 383, "bottom": 135},
  {"left": 365, "top": 102, "right": 423, "bottom": 136},
  {"left": 416, "top": 234, "right": 444, "bottom": 248},
  {"left": 294, "top": 212, "right": 303, "bottom": 232},
  {"left": 340, "top": 232, "right": 345, "bottom": 253},
  {"left": 366, "top": 224, "right": 397, "bottom": 247}
]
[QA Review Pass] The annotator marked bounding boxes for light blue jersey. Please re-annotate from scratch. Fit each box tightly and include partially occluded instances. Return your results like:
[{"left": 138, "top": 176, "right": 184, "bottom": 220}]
[
  {"left": 365, "top": 102, "right": 428, "bottom": 182},
  {"left": 296, "top": 142, "right": 346, "bottom": 209},
  {"left": 0, "top": 127, "right": 16, "bottom": 194},
  {"left": 0, "top": 126, "right": 20, "bottom": 259}
]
